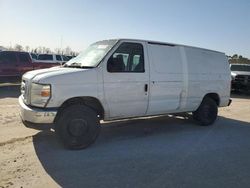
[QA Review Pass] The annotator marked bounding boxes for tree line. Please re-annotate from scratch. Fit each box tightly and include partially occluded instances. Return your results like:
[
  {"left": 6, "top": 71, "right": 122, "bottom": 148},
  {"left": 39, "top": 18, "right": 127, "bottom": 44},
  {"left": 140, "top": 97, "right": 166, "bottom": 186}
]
[
  {"left": 2, "top": 44, "right": 250, "bottom": 64},
  {"left": 5, "top": 44, "right": 79, "bottom": 56},
  {"left": 228, "top": 54, "right": 250, "bottom": 64}
]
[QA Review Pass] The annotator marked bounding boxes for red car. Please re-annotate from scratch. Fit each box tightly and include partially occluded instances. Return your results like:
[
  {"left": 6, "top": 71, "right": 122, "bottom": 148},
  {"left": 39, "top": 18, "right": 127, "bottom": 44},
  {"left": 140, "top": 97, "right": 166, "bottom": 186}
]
[{"left": 0, "top": 51, "right": 60, "bottom": 82}]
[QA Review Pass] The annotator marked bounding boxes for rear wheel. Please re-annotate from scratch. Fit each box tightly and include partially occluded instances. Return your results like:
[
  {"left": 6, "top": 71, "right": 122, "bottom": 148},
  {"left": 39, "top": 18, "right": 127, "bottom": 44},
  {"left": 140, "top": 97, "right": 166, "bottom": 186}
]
[
  {"left": 192, "top": 97, "right": 218, "bottom": 126},
  {"left": 55, "top": 104, "right": 100, "bottom": 149}
]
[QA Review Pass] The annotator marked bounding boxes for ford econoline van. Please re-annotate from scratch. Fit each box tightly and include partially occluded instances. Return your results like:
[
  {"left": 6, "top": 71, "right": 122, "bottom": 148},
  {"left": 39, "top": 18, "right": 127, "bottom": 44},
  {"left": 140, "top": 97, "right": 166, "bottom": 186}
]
[{"left": 19, "top": 39, "right": 231, "bottom": 149}]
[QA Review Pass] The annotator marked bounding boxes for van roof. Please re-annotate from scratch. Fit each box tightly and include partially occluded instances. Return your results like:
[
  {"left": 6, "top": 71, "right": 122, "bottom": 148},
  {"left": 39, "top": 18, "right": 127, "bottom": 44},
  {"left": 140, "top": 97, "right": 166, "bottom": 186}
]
[{"left": 114, "top": 38, "right": 225, "bottom": 54}]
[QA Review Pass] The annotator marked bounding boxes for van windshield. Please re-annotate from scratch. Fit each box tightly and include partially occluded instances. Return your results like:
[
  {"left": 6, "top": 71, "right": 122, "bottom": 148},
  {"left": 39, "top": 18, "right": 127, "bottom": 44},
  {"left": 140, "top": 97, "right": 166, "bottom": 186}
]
[
  {"left": 231, "top": 64, "right": 250, "bottom": 72},
  {"left": 64, "top": 40, "right": 118, "bottom": 68}
]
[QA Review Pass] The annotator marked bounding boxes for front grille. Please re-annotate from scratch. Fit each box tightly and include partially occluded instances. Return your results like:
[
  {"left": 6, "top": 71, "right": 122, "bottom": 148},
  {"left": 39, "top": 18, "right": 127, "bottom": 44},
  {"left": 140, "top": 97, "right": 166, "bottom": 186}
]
[{"left": 235, "top": 75, "right": 250, "bottom": 83}]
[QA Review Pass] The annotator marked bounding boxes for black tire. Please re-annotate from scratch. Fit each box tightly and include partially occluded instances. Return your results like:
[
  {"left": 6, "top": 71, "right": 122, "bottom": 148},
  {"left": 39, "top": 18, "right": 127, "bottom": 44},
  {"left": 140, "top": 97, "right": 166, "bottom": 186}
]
[
  {"left": 192, "top": 97, "right": 218, "bottom": 126},
  {"left": 55, "top": 104, "right": 100, "bottom": 149}
]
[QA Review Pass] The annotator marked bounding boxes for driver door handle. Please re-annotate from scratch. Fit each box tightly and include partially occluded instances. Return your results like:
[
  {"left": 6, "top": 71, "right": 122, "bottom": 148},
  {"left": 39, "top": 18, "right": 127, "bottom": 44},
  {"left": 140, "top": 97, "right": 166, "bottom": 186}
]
[{"left": 144, "top": 84, "right": 148, "bottom": 92}]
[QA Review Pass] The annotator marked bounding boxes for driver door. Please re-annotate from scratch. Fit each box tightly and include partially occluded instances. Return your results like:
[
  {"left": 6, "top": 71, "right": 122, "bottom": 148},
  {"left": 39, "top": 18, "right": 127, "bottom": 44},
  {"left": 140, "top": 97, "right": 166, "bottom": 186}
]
[{"left": 103, "top": 41, "right": 149, "bottom": 119}]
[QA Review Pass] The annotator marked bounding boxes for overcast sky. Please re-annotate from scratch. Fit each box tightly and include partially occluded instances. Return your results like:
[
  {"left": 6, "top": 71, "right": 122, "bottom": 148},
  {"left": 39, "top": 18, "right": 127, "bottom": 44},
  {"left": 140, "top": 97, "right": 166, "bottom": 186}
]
[{"left": 0, "top": 0, "right": 250, "bottom": 57}]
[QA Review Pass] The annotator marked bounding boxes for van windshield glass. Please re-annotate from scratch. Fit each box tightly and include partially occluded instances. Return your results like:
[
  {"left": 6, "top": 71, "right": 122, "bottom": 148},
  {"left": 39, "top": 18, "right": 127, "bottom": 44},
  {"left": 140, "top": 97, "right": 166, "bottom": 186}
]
[
  {"left": 64, "top": 40, "right": 118, "bottom": 68},
  {"left": 231, "top": 65, "right": 250, "bottom": 72}
]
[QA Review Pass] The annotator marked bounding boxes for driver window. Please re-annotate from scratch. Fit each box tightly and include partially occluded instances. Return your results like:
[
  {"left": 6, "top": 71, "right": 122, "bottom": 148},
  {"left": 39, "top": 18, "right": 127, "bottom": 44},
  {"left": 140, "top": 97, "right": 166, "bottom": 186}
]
[{"left": 107, "top": 42, "right": 144, "bottom": 73}]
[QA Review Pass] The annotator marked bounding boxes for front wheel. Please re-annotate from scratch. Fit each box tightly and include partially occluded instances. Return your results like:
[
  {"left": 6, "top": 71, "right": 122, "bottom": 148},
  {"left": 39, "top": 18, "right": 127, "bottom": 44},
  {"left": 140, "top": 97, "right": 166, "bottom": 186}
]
[
  {"left": 55, "top": 105, "right": 100, "bottom": 149},
  {"left": 192, "top": 97, "right": 218, "bottom": 126}
]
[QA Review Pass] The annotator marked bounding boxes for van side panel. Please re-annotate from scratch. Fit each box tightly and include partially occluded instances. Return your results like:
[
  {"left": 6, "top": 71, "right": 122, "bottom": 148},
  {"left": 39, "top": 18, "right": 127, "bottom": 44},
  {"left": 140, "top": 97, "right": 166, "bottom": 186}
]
[
  {"left": 146, "top": 44, "right": 184, "bottom": 115},
  {"left": 146, "top": 44, "right": 230, "bottom": 116},
  {"left": 184, "top": 47, "right": 231, "bottom": 109}
]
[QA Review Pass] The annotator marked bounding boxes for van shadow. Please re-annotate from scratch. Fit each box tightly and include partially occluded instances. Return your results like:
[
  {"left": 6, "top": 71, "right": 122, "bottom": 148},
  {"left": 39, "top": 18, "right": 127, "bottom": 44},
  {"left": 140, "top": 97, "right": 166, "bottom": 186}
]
[
  {"left": 0, "top": 84, "right": 20, "bottom": 98},
  {"left": 33, "top": 115, "right": 250, "bottom": 188}
]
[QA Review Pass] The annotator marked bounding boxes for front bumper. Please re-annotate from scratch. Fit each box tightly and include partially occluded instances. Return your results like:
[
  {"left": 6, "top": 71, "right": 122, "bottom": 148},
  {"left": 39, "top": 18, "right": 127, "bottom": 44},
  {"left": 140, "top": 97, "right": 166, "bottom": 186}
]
[
  {"left": 19, "top": 96, "right": 57, "bottom": 124},
  {"left": 231, "top": 81, "right": 250, "bottom": 91}
]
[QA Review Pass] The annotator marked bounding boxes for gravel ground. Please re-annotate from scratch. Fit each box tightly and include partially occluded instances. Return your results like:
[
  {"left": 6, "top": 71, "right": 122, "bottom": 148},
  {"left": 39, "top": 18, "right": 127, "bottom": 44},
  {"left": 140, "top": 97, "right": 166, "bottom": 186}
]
[{"left": 0, "top": 85, "right": 250, "bottom": 188}]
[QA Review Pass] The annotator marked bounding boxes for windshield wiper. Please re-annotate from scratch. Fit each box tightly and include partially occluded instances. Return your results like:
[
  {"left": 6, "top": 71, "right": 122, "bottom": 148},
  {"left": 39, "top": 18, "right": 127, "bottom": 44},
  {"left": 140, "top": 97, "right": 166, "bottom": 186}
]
[
  {"left": 64, "top": 62, "right": 81, "bottom": 68},
  {"left": 80, "top": 66, "right": 95, "bottom": 69},
  {"left": 64, "top": 62, "right": 94, "bottom": 69}
]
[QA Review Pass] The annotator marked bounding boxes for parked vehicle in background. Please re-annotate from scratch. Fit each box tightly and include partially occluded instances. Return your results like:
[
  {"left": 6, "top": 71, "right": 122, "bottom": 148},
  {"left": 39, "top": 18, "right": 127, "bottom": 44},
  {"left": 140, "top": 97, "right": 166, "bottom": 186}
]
[
  {"left": 30, "top": 53, "right": 38, "bottom": 60},
  {"left": 36, "top": 54, "right": 69, "bottom": 64},
  {"left": 0, "top": 51, "right": 60, "bottom": 82},
  {"left": 231, "top": 64, "right": 250, "bottom": 92},
  {"left": 62, "top": 55, "right": 69, "bottom": 62},
  {"left": 66, "top": 55, "right": 75, "bottom": 60},
  {"left": 19, "top": 39, "right": 231, "bottom": 150}
]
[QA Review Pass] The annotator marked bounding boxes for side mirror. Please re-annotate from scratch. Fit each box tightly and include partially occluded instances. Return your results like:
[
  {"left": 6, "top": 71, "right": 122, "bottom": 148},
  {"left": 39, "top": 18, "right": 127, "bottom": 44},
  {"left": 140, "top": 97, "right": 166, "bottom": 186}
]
[
  {"left": 107, "top": 58, "right": 115, "bottom": 72},
  {"left": 107, "top": 57, "right": 125, "bottom": 72}
]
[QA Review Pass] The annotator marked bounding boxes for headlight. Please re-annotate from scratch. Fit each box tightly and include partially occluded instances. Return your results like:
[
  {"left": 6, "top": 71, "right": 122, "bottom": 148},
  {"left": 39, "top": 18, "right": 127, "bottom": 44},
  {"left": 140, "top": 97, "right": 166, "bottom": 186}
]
[
  {"left": 30, "top": 83, "right": 51, "bottom": 107},
  {"left": 231, "top": 72, "right": 236, "bottom": 81}
]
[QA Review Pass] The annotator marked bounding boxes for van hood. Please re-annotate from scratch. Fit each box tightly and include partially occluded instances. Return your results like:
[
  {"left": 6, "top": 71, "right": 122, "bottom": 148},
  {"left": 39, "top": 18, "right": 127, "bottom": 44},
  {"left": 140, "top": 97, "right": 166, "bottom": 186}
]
[{"left": 23, "top": 66, "right": 98, "bottom": 84}]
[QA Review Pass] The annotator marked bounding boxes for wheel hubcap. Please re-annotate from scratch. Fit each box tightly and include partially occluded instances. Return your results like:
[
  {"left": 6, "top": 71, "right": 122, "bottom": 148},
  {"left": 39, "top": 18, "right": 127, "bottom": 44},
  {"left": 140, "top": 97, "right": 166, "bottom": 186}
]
[{"left": 68, "top": 119, "right": 88, "bottom": 137}]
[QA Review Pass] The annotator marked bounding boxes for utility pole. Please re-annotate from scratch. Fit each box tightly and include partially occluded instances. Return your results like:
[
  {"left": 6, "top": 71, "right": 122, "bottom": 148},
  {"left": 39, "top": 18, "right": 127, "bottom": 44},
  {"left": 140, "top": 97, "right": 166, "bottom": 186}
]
[{"left": 60, "top": 36, "right": 63, "bottom": 55}]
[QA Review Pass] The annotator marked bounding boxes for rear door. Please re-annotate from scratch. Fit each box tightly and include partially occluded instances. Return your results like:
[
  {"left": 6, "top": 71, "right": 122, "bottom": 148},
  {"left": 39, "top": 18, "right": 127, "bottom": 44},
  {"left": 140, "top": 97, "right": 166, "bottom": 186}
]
[
  {"left": 17, "top": 53, "right": 33, "bottom": 75},
  {"left": 103, "top": 41, "right": 149, "bottom": 119},
  {"left": 146, "top": 43, "right": 184, "bottom": 115}
]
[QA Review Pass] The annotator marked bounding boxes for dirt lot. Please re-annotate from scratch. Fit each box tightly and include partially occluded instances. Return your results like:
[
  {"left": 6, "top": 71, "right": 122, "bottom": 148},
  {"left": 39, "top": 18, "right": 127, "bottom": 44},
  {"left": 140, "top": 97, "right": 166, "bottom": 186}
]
[{"left": 0, "top": 85, "right": 250, "bottom": 188}]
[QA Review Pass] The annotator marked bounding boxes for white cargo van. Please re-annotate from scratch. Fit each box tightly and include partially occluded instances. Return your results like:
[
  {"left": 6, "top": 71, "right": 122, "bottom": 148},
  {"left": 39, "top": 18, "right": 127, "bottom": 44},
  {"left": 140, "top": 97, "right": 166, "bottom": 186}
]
[{"left": 19, "top": 39, "right": 231, "bottom": 149}]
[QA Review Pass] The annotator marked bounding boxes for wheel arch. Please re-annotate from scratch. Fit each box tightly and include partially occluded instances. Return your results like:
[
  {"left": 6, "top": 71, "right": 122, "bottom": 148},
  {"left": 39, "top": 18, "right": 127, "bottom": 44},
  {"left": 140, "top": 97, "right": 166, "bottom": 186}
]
[
  {"left": 54, "top": 96, "right": 104, "bottom": 123},
  {"left": 203, "top": 93, "right": 220, "bottom": 106}
]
